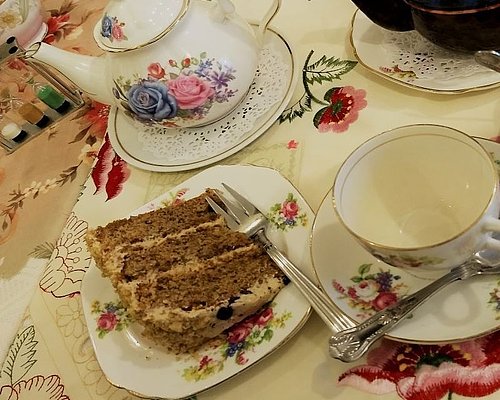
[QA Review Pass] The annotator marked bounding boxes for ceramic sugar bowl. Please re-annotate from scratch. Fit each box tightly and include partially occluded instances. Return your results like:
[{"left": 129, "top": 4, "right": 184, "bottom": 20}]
[
  {"left": 0, "top": 0, "right": 45, "bottom": 47},
  {"left": 22, "top": 0, "right": 281, "bottom": 129}
]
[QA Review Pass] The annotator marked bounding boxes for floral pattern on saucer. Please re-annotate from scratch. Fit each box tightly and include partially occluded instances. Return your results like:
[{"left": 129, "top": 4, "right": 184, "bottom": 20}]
[
  {"left": 488, "top": 281, "right": 500, "bottom": 318},
  {"left": 332, "top": 263, "right": 409, "bottom": 319},
  {"left": 267, "top": 193, "right": 308, "bottom": 231},
  {"left": 91, "top": 300, "right": 131, "bottom": 338},
  {"left": 182, "top": 303, "right": 292, "bottom": 382}
]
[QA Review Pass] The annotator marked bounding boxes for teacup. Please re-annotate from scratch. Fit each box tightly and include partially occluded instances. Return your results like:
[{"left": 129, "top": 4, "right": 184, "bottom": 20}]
[
  {"left": 332, "top": 124, "right": 500, "bottom": 277},
  {"left": 0, "top": 0, "right": 45, "bottom": 47}
]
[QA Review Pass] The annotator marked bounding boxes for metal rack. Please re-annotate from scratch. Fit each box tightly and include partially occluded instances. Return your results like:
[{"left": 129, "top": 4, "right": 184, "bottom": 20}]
[{"left": 0, "top": 37, "right": 88, "bottom": 153}]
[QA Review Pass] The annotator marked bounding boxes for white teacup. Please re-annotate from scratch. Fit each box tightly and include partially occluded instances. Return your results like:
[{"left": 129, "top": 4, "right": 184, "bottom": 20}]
[
  {"left": 333, "top": 124, "right": 500, "bottom": 277},
  {"left": 0, "top": 0, "right": 45, "bottom": 47}
]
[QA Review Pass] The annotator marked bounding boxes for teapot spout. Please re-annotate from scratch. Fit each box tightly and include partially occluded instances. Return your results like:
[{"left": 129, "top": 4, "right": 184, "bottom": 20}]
[{"left": 27, "top": 43, "right": 112, "bottom": 105}]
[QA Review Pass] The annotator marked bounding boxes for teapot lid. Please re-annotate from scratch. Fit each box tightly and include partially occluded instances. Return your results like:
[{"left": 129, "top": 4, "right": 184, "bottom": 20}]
[{"left": 93, "top": 0, "right": 190, "bottom": 52}]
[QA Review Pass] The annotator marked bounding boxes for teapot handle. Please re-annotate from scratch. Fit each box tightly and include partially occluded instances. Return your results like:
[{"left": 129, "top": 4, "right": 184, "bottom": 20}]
[
  {"left": 213, "top": 0, "right": 281, "bottom": 45},
  {"left": 256, "top": 0, "right": 281, "bottom": 45}
]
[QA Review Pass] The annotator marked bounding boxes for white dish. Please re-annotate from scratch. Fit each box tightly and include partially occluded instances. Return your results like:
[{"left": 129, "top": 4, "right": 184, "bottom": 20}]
[
  {"left": 350, "top": 10, "right": 500, "bottom": 94},
  {"left": 27, "top": 22, "right": 48, "bottom": 46},
  {"left": 310, "top": 137, "right": 500, "bottom": 344},
  {"left": 81, "top": 164, "right": 313, "bottom": 399},
  {"left": 107, "top": 26, "right": 298, "bottom": 172}
]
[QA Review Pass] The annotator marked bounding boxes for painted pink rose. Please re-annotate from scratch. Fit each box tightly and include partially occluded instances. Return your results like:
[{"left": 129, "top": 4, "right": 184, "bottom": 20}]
[
  {"left": 168, "top": 75, "right": 214, "bottom": 109},
  {"left": 148, "top": 62, "right": 165, "bottom": 79},
  {"left": 111, "top": 24, "right": 125, "bottom": 41},
  {"left": 236, "top": 351, "right": 249, "bottom": 365},
  {"left": 199, "top": 355, "right": 213, "bottom": 369},
  {"left": 372, "top": 292, "right": 398, "bottom": 311},
  {"left": 255, "top": 308, "right": 274, "bottom": 327},
  {"left": 227, "top": 322, "right": 253, "bottom": 344},
  {"left": 281, "top": 201, "right": 299, "bottom": 220},
  {"left": 97, "top": 312, "right": 118, "bottom": 331}
]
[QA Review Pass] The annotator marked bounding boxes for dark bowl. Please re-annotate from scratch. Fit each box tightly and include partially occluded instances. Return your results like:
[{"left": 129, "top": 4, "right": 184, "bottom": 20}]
[
  {"left": 406, "top": 0, "right": 500, "bottom": 52},
  {"left": 349, "top": 0, "right": 415, "bottom": 31},
  {"left": 350, "top": 0, "right": 500, "bottom": 53}
]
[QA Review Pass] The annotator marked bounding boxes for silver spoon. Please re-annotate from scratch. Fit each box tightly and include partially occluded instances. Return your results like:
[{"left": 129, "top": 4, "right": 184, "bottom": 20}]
[
  {"left": 328, "top": 259, "right": 500, "bottom": 363},
  {"left": 474, "top": 50, "right": 500, "bottom": 73}
]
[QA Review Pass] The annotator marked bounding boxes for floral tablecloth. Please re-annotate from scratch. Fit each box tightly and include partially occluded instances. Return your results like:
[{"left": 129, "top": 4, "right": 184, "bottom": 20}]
[{"left": 0, "top": 0, "right": 499, "bottom": 399}]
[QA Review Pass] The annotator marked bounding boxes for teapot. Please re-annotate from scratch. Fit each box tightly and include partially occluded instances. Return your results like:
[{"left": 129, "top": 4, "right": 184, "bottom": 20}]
[
  {"left": 350, "top": 0, "right": 500, "bottom": 53},
  {"left": 22, "top": 0, "right": 281, "bottom": 129}
]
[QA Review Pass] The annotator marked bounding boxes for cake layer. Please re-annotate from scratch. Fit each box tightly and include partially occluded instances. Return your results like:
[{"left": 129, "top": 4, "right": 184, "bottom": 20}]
[{"left": 86, "top": 190, "right": 220, "bottom": 271}]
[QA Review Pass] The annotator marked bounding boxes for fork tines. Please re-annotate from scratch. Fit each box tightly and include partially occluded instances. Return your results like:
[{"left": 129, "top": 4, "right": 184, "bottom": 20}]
[{"left": 206, "top": 196, "right": 239, "bottom": 230}]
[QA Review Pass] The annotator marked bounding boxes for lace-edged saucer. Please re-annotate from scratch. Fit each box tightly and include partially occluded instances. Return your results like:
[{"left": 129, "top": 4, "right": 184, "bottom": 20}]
[
  {"left": 107, "top": 26, "right": 298, "bottom": 172},
  {"left": 350, "top": 10, "right": 500, "bottom": 94}
]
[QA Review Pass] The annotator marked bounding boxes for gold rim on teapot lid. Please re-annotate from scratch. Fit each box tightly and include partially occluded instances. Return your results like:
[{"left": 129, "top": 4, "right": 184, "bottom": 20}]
[{"left": 93, "top": 0, "right": 190, "bottom": 53}]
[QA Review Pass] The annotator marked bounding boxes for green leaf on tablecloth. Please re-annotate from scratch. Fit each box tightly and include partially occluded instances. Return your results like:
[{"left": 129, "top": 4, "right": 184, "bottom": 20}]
[
  {"left": 2, "top": 325, "right": 38, "bottom": 385},
  {"left": 304, "top": 56, "right": 357, "bottom": 85},
  {"left": 278, "top": 93, "right": 312, "bottom": 123},
  {"left": 29, "top": 242, "right": 56, "bottom": 259}
]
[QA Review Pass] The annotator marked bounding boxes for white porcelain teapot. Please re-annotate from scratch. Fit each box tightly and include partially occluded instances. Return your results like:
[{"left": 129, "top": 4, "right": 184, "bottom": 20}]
[{"left": 24, "top": 0, "right": 281, "bottom": 129}]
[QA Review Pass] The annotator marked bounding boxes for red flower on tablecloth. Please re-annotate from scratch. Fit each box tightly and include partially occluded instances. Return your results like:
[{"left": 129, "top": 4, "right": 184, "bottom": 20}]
[
  {"left": 91, "top": 135, "right": 131, "bottom": 201},
  {"left": 44, "top": 13, "right": 70, "bottom": 44},
  {"left": 338, "top": 331, "right": 500, "bottom": 400},
  {"left": 0, "top": 375, "right": 69, "bottom": 399},
  {"left": 82, "top": 102, "right": 110, "bottom": 140},
  {"left": 313, "top": 86, "right": 367, "bottom": 133},
  {"left": 43, "top": 2, "right": 97, "bottom": 44}
]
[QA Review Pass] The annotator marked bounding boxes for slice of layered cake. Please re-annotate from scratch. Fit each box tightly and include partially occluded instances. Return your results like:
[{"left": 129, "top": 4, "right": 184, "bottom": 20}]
[{"left": 85, "top": 189, "right": 287, "bottom": 353}]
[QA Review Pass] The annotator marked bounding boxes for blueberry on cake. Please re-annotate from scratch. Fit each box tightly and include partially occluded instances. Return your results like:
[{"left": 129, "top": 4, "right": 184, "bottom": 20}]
[{"left": 85, "top": 189, "right": 288, "bottom": 353}]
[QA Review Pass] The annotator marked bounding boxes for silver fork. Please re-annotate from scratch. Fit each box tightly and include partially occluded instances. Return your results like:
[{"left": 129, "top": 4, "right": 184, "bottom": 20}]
[
  {"left": 206, "top": 183, "right": 355, "bottom": 333},
  {"left": 328, "top": 258, "right": 500, "bottom": 363}
]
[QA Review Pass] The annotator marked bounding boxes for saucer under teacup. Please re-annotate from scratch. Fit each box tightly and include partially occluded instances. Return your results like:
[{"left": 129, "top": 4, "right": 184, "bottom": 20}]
[{"left": 311, "top": 136, "right": 500, "bottom": 343}]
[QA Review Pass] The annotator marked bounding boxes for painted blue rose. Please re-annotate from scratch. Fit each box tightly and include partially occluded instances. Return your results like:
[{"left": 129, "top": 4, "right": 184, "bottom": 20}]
[
  {"left": 127, "top": 80, "right": 178, "bottom": 121},
  {"left": 101, "top": 15, "right": 113, "bottom": 38}
]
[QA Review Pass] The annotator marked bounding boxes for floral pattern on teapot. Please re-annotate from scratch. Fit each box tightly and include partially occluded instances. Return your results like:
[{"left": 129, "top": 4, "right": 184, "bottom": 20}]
[
  {"left": 100, "top": 14, "right": 127, "bottom": 42},
  {"left": 112, "top": 52, "right": 238, "bottom": 127}
]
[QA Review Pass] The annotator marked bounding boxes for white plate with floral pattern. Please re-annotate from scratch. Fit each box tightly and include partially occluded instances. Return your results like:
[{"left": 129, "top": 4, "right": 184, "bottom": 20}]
[
  {"left": 350, "top": 10, "right": 500, "bottom": 94},
  {"left": 81, "top": 164, "right": 313, "bottom": 399},
  {"left": 311, "top": 137, "right": 500, "bottom": 344},
  {"left": 107, "top": 25, "right": 298, "bottom": 172}
]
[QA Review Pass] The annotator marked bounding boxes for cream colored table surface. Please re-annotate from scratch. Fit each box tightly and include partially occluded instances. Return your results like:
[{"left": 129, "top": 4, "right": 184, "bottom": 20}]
[{"left": 1, "top": 0, "right": 499, "bottom": 399}]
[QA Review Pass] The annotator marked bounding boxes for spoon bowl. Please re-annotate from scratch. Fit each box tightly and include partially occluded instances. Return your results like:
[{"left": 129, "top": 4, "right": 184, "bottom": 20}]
[{"left": 475, "top": 50, "right": 500, "bottom": 72}]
